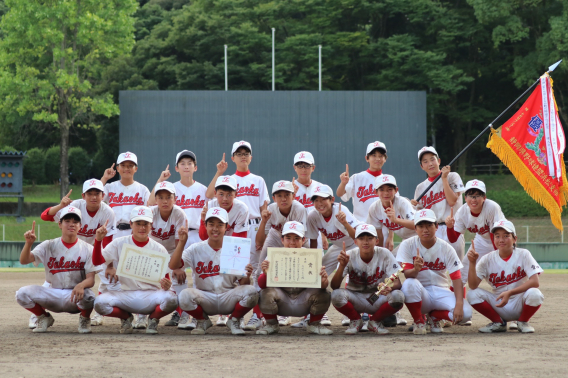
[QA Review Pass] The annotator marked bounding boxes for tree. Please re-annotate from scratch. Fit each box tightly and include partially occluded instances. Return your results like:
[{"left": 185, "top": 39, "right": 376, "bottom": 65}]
[
  {"left": 23, "top": 148, "right": 46, "bottom": 187},
  {"left": 0, "top": 0, "right": 138, "bottom": 199}
]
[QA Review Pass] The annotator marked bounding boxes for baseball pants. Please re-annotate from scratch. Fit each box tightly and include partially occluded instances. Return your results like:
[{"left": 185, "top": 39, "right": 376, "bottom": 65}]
[
  {"left": 259, "top": 288, "right": 330, "bottom": 317},
  {"left": 16, "top": 285, "right": 95, "bottom": 313},
  {"left": 94, "top": 290, "right": 178, "bottom": 316},
  {"left": 436, "top": 224, "right": 465, "bottom": 261},
  {"left": 331, "top": 288, "right": 405, "bottom": 316},
  {"left": 467, "top": 287, "right": 544, "bottom": 322},
  {"left": 323, "top": 241, "right": 356, "bottom": 276},
  {"left": 401, "top": 278, "right": 473, "bottom": 323},
  {"left": 178, "top": 285, "right": 258, "bottom": 316}
]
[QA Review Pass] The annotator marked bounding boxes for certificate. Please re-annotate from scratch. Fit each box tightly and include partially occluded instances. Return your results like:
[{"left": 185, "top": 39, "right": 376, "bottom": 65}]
[
  {"left": 266, "top": 248, "right": 322, "bottom": 288},
  {"left": 116, "top": 244, "right": 169, "bottom": 286},
  {"left": 219, "top": 236, "right": 251, "bottom": 276}
]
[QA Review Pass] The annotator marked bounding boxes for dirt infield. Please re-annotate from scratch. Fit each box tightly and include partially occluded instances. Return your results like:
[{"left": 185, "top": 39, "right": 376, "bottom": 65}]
[{"left": 1, "top": 272, "right": 567, "bottom": 378}]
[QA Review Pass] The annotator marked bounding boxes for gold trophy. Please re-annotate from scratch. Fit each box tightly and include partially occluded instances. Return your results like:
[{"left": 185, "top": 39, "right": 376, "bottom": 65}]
[{"left": 366, "top": 268, "right": 404, "bottom": 305}]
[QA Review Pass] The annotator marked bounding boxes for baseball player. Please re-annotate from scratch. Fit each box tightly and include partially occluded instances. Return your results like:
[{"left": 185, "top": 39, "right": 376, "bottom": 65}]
[
  {"left": 101, "top": 152, "right": 151, "bottom": 329},
  {"left": 330, "top": 224, "right": 405, "bottom": 335},
  {"left": 255, "top": 221, "right": 332, "bottom": 335},
  {"left": 398, "top": 209, "right": 473, "bottom": 335},
  {"left": 16, "top": 207, "right": 99, "bottom": 333},
  {"left": 169, "top": 207, "right": 258, "bottom": 335},
  {"left": 38, "top": 178, "right": 115, "bottom": 328},
  {"left": 411, "top": 146, "right": 465, "bottom": 261},
  {"left": 92, "top": 206, "right": 178, "bottom": 334},
  {"left": 466, "top": 220, "right": 544, "bottom": 333}
]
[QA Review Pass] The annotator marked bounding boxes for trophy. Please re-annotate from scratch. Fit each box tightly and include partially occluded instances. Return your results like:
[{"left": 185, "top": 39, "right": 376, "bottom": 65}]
[{"left": 366, "top": 268, "right": 404, "bottom": 305}]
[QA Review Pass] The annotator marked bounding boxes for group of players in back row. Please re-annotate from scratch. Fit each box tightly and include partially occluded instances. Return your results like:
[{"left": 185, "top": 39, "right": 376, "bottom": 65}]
[{"left": 15, "top": 140, "right": 544, "bottom": 336}]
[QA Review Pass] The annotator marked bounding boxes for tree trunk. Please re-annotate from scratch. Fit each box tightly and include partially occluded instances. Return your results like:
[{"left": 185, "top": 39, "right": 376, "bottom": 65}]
[{"left": 59, "top": 94, "right": 70, "bottom": 199}]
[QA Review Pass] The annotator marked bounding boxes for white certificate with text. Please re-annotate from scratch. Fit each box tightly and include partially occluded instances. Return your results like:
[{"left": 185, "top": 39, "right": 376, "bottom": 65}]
[
  {"left": 219, "top": 236, "right": 251, "bottom": 276},
  {"left": 116, "top": 244, "right": 169, "bottom": 286}
]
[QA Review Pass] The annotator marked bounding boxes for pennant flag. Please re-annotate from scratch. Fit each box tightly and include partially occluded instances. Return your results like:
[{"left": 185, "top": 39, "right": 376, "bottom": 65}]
[{"left": 487, "top": 73, "right": 568, "bottom": 231}]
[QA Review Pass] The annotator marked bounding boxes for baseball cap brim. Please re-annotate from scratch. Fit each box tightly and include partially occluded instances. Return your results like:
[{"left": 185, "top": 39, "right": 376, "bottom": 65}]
[
  {"left": 205, "top": 214, "right": 228, "bottom": 223},
  {"left": 130, "top": 215, "right": 152, "bottom": 223},
  {"left": 176, "top": 151, "right": 197, "bottom": 164},
  {"left": 282, "top": 229, "right": 305, "bottom": 237},
  {"left": 61, "top": 213, "right": 82, "bottom": 222},
  {"left": 414, "top": 216, "right": 437, "bottom": 225},
  {"left": 491, "top": 224, "right": 515, "bottom": 234}
]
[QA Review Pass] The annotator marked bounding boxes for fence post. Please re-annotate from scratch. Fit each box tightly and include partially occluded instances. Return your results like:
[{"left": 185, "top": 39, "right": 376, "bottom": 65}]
[
  {"left": 524, "top": 226, "right": 529, "bottom": 243},
  {"left": 2, "top": 224, "right": 4, "bottom": 241},
  {"left": 37, "top": 224, "right": 40, "bottom": 242}
]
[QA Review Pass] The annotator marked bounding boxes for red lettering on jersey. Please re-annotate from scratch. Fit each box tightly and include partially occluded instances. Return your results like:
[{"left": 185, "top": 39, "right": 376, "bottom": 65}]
[
  {"left": 356, "top": 185, "right": 378, "bottom": 203},
  {"left": 348, "top": 267, "right": 386, "bottom": 287},
  {"left": 47, "top": 256, "right": 86, "bottom": 274},
  {"left": 236, "top": 184, "right": 260, "bottom": 197},
  {"left": 318, "top": 227, "right": 345, "bottom": 241},
  {"left": 420, "top": 190, "right": 446, "bottom": 209},
  {"left": 422, "top": 258, "right": 446, "bottom": 271},
  {"left": 467, "top": 223, "right": 490, "bottom": 235},
  {"left": 107, "top": 192, "right": 145, "bottom": 208},
  {"left": 489, "top": 267, "right": 527, "bottom": 287},
  {"left": 78, "top": 223, "right": 101, "bottom": 238},
  {"left": 381, "top": 217, "right": 403, "bottom": 231},
  {"left": 195, "top": 261, "right": 220, "bottom": 279},
  {"left": 295, "top": 193, "right": 314, "bottom": 208},
  {"left": 151, "top": 224, "right": 176, "bottom": 241},
  {"left": 271, "top": 224, "right": 283, "bottom": 232},
  {"left": 176, "top": 194, "right": 206, "bottom": 209}
]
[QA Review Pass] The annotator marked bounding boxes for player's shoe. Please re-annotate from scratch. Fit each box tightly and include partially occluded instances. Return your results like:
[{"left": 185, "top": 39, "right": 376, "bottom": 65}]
[
  {"left": 367, "top": 320, "right": 389, "bottom": 335},
  {"left": 345, "top": 319, "right": 363, "bottom": 335},
  {"left": 382, "top": 314, "right": 397, "bottom": 327},
  {"left": 33, "top": 313, "right": 54, "bottom": 333},
  {"left": 461, "top": 320, "right": 472, "bottom": 326},
  {"left": 227, "top": 317, "right": 246, "bottom": 335},
  {"left": 441, "top": 319, "right": 453, "bottom": 328},
  {"left": 78, "top": 315, "right": 92, "bottom": 334},
  {"left": 91, "top": 311, "right": 104, "bottom": 326},
  {"left": 133, "top": 314, "right": 148, "bottom": 329},
  {"left": 413, "top": 322, "right": 427, "bottom": 335},
  {"left": 478, "top": 321, "right": 507, "bottom": 333},
  {"left": 508, "top": 321, "right": 518, "bottom": 330},
  {"left": 278, "top": 316, "right": 291, "bottom": 326},
  {"left": 120, "top": 315, "right": 134, "bottom": 334},
  {"left": 307, "top": 321, "right": 333, "bottom": 335},
  {"left": 320, "top": 313, "right": 332, "bottom": 326},
  {"left": 291, "top": 315, "right": 309, "bottom": 328},
  {"left": 240, "top": 318, "right": 245, "bottom": 329},
  {"left": 516, "top": 321, "right": 535, "bottom": 333},
  {"left": 429, "top": 318, "right": 444, "bottom": 334},
  {"left": 361, "top": 313, "right": 370, "bottom": 332},
  {"left": 243, "top": 314, "right": 264, "bottom": 331},
  {"left": 165, "top": 311, "right": 180, "bottom": 327},
  {"left": 146, "top": 318, "right": 159, "bottom": 334},
  {"left": 177, "top": 313, "right": 194, "bottom": 330},
  {"left": 341, "top": 315, "right": 350, "bottom": 326},
  {"left": 396, "top": 312, "right": 407, "bottom": 326},
  {"left": 216, "top": 315, "right": 228, "bottom": 326},
  {"left": 256, "top": 320, "right": 280, "bottom": 335},
  {"left": 28, "top": 314, "right": 37, "bottom": 329},
  {"left": 191, "top": 317, "right": 213, "bottom": 335}
]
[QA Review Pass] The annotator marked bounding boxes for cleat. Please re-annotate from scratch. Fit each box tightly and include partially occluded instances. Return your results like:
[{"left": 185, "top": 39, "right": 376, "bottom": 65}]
[
  {"left": 361, "top": 313, "right": 370, "bottom": 332},
  {"left": 320, "top": 313, "right": 332, "bottom": 326},
  {"left": 33, "top": 313, "right": 54, "bottom": 333},
  {"left": 120, "top": 315, "right": 134, "bottom": 334},
  {"left": 227, "top": 317, "right": 246, "bottom": 335},
  {"left": 291, "top": 315, "right": 309, "bottom": 328},
  {"left": 146, "top": 318, "right": 159, "bottom": 334},
  {"left": 191, "top": 317, "right": 213, "bottom": 335},
  {"left": 28, "top": 314, "right": 37, "bottom": 329},
  {"left": 413, "top": 322, "right": 427, "bottom": 335},
  {"left": 177, "top": 313, "right": 195, "bottom": 330},
  {"left": 216, "top": 315, "right": 228, "bottom": 326},
  {"left": 367, "top": 320, "right": 389, "bottom": 335},
  {"left": 396, "top": 312, "right": 407, "bottom": 326},
  {"left": 461, "top": 320, "right": 472, "bottom": 326},
  {"left": 508, "top": 321, "right": 518, "bottom": 330},
  {"left": 516, "top": 321, "right": 535, "bottom": 333},
  {"left": 478, "top": 322, "right": 507, "bottom": 333},
  {"left": 307, "top": 321, "right": 333, "bottom": 335},
  {"left": 256, "top": 320, "right": 280, "bottom": 335},
  {"left": 243, "top": 314, "right": 264, "bottom": 331},
  {"left": 429, "top": 318, "right": 444, "bottom": 334},
  {"left": 341, "top": 315, "right": 350, "bottom": 326},
  {"left": 91, "top": 312, "right": 104, "bottom": 326},
  {"left": 345, "top": 319, "right": 363, "bottom": 335},
  {"left": 278, "top": 316, "right": 291, "bottom": 326},
  {"left": 165, "top": 311, "right": 180, "bottom": 326},
  {"left": 78, "top": 315, "right": 92, "bottom": 334},
  {"left": 382, "top": 314, "right": 397, "bottom": 327},
  {"left": 133, "top": 314, "right": 148, "bottom": 329}
]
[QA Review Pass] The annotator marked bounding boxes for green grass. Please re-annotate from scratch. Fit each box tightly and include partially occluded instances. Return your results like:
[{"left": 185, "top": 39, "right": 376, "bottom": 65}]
[
  {"left": 1, "top": 184, "right": 83, "bottom": 202},
  {"left": 0, "top": 216, "right": 64, "bottom": 241}
]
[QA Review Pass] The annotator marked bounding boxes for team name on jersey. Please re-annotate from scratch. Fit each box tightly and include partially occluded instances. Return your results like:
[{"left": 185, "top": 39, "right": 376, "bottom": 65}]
[
  {"left": 381, "top": 217, "right": 403, "bottom": 231},
  {"left": 107, "top": 192, "right": 145, "bottom": 207},
  {"left": 467, "top": 223, "right": 490, "bottom": 235},
  {"left": 295, "top": 193, "right": 313, "bottom": 208},
  {"left": 414, "top": 256, "right": 447, "bottom": 271},
  {"left": 271, "top": 224, "right": 283, "bottom": 232},
  {"left": 318, "top": 228, "right": 345, "bottom": 241},
  {"left": 356, "top": 185, "right": 378, "bottom": 203},
  {"left": 348, "top": 267, "right": 385, "bottom": 287},
  {"left": 489, "top": 267, "right": 527, "bottom": 287},
  {"left": 195, "top": 261, "right": 220, "bottom": 279},
  {"left": 420, "top": 190, "right": 446, "bottom": 208},
  {"left": 47, "top": 256, "right": 86, "bottom": 273},
  {"left": 78, "top": 223, "right": 101, "bottom": 238},
  {"left": 176, "top": 195, "right": 206, "bottom": 209},
  {"left": 151, "top": 225, "right": 175, "bottom": 240},
  {"left": 236, "top": 184, "right": 260, "bottom": 197}
]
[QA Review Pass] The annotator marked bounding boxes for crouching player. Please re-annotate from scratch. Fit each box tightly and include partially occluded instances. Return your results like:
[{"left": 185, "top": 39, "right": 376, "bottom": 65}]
[
  {"left": 399, "top": 209, "right": 472, "bottom": 335},
  {"left": 92, "top": 206, "right": 178, "bottom": 334},
  {"left": 170, "top": 207, "right": 258, "bottom": 335},
  {"left": 330, "top": 224, "right": 404, "bottom": 335},
  {"left": 16, "top": 207, "right": 99, "bottom": 333},
  {"left": 255, "top": 221, "right": 332, "bottom": 335},
  {"left": 467, "top": 220, "right": 544, "bottom": 333}
]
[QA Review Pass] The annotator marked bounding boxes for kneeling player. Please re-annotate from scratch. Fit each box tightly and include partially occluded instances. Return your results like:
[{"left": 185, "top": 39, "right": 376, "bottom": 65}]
[
  {"left": 331, "top": 224, "right": 404, "bottom": 335},
  {"left": 93, "top": 206, "right": 178, "bottom": 334},
  {"left": 255, "top": 221, "right": 331, "bottom": 335},
  {"left": 399, "top": 209, "right": 472, "bottom": 335},
  {"left": 467, "top": 220, "right": 543, "bottom": 333},
  {"left": 170, "top": 207, "right": 258, "bottom": 335},
  {"left": 15, "top": 207, "right": 99, "bottom": 333}
]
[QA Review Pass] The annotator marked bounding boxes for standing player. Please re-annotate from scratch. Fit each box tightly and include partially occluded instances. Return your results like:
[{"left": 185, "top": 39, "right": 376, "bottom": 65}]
[
  {"left": 466, "top": 220, "right": 544, "bottom": 333},
  {"left": 16, "top": 208, "right": 99, "bottom": 333},
  {"left": 100, "top": 151, "right": 151, "bottom": 329},
  {"left": 398, "top": 209, "right": 472, "bottom": 335},
  {"left": 330, "top": 224, "right": 405, "bottom": 335}
]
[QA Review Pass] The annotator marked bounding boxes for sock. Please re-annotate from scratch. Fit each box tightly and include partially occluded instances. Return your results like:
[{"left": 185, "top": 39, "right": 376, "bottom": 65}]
[
  {"left": 371, "top": 302, "right": 399, "bottom": 322},
  {"left": 231, "top": 303, "right": 253, "bottom": 319},
  {"left": 309, "top": 313, "right": 324, "bottom": 323},
  {"left": 176, "top": 306, "right": 182, "bottom": 316},
  {"left": 80, "top": 308, "right": 93, "bottom": 318},
  {"left": 334, "top": 302, "right": 361, "bottom": 320},
  {"left": 186, "top": 305, "right": 205, "bottom": 320},
  {"left": 518, "top": 304, "right": 541, "bottom": 322},
  {"left": 253, "top": 304, "right": 263, "bottom": 318},
  {"left": 471, "top": 301, "right": 503, "bottom": 323},
  {"left": 405, "top": 302, "right": 424, "bottom": 324},
  {"left": 263, "top": 313, "right": 277, "bottom": 320},
  {"left": 106, "top": 307, "right": 131, "bottom": 320},
  {"left": 149, "top": 304, "right": 171, "bottom": 320},
  {"left": 429, "top": 310, "right": 451, "bottom": 322},
  {"left": 26, "top": 303, "right": 47, "bottom": 317}
]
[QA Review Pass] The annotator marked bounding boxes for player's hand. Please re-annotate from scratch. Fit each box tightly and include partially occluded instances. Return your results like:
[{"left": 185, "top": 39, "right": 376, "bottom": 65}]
[
  {"left": 157, "top": 164, "right": 171, "bottom": 182},
  {"left": 292, "top": 177, "right": 299, "bottom": 196},
  {"left": 217, "top": 153, "right": 228, "bottom": 175},
  {"left": 441, "top": 165, "right": 451, "bottom": 179},
  {"left": 260, "top": 200, "right": 269, "bottom": 213},
  {"left": 340, "top": 164, "right": 350, "bottom": 184},
  {"left": 319, "top": 266, "right": 328, "bottom": 280},
  {"left": 337, "top": 242, "right": 349, "bottom": 267},
  {"left": 105, "top": 265, "right": 119, "bottom": 284},
  {"left": 244, "top": 263, "right": 253, "bottom": 277},
  {"left": 467, "top": 240, "right": 479, "bottom": 263},
  {"left": 445, "top": 206, "right": 455, "bottom": 228},
  {"left": 385, "top": 238, "right": 394, "bottom": 252},
  {"left": 160, "top": 277, "right": 172, "bottom": 291},
  {"left": 178, "top": 220, "right": 189, "bottom": 244},
  {"left": 71, "top": 284, "right": 85, "bottom": 303},
  {"left": 60, "top": 189, "right": 73, "bottom": 207},
  {"left": 335, "top": 203, "right": 347, "bottom": 225},
  {"left": 24, "top": 221, "right": 37, "bottom": 244},
  {"left": 322, "top": 236, "right": 329, "bottom": 250},
  {"left": 201, "top": 202, "right": 208, "bottom": 222},
  {"left": 172, "top": 268, "right": 187, "bottom": 284},
  {"left": 452, "top": 304, "right": 464, "bottom": 324},
  {"left": 410, "top": 199, "right": 418, "bottom": 207},
  {"left": 496, "top": 291, "right": 511, "bottom": 308},
  {"left": 261, "top": 260, "right": 270, "bottom": 275},
  {"left": 379, "top": 283, "right": 393, "bottom": 295},
  {"left": 413, "top": 247, "right": 424, "bottom": 271},
  {"left": 261, "top": 208, "right": 272, "bottom": 223},
  {"left": 95, "top": 219, "right": 109, "bottom": 242},
  {"left": 102, "top": 163, "right": 116, "bottom": 181},
  {"left": 385, "top": 200, "right": 396, "bottom": 222}
]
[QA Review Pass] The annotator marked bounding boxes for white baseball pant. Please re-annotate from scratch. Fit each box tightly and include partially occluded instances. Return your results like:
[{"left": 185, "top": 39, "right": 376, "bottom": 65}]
[
  {"left": 401, "top": 278, "right": 473, "bottom": 323},
  {"left": 94, "top": 290, "right": 178, "bottom": 316},
  {"left": 178, "top": 285, "right": 258, "bottom": 316},
  {"left": 323, "top": 241, "right": 356, "bottom": 276},
  {"left": 437, "top": 224, "right": 465, "bottom": 260},
  {"left": 331, "top": 288, "right": 405, "bottom": 315},
  {"left": 259, "top": 288, "right": 330, "bottom": 317},
  {"left": 16, "top": 285, "right": 95, "bottom": 313},
  {"left": 466, "top": 287, "right": 544, "bottom": 322}
]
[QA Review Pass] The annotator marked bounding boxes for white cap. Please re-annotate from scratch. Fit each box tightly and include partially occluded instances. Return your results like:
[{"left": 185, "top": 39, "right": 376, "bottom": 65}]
[
  {"left": 294, "top": 151, "right": 314, "bottom": 165},
  {"left": 130, "top": 206, "right": 153, "bottom": 223},
  {"left": 60, "top": 206, "right": 82, "bottom": 222},
  {"left": 282, "top": 221, "right": 305, "bottom": 237},
  {"left": 418, "top": 146, "right": 438, "bottom": 161},
  {"left": 215, "top": 175, "right": 238, "bottom": 191},
  {"left": 82, "top": 179, "right": 104, "bottom": 193},
  {"left": 366, "top": 141, "right": 387, "bottom": 155},
  {"left": 205, "top": 207, "right": 229, "bottom": 224},
  {"left": 117, "top": 151, "right": 138, "bottom": 165},
  {"left": 232, "top": 140, "right": 252, "bottom": 154},
  {"left": 355, "top": 223, "right": 378, "bottom": 238},
  {"left": 154, "top": 181, "right": 176, "bottom": 196},
  {"left": 176, "top": 150, "right": 197, "bottom": 164},
  {"left": 491, "top": 219, "right": 516, "bottom": 234},
  {"left": 375, "top": 174, "right": 397, "bottom": 189},
  {"left": 414, "top": 209, "right": 437, "bottom": 225},
  {"left": 309, "top": 184, "right": 334, "bottom": 199},
  {"left": 272, "top": 180, "right": 294, "bottom": 194},
  {"left": 465, "top": 179, "right": 486, "bottom": 194}
]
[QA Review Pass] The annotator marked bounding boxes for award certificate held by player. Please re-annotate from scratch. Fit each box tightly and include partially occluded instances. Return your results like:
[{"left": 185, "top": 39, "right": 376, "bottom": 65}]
[
  {"left": 219, "top": 236, "right": 251, "bottom": 276},
  {"left": 266, "top": 248, "right": 322, "bottom": 288},
  {"left": 116, "top": 244, "right": 169, "bottom": 286}
]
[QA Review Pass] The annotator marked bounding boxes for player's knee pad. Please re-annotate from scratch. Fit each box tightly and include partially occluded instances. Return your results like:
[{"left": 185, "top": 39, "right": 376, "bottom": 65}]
[
  {"left": 330, "top": 289, "right": 348, "bottom": 308},
  {"left": 401, "top": 278, "right": 421, "bottom": 301},
  {"left": 178, "top": 288, "right": 200, "bottom": 311},
  {"left": 15, "top": 285, "right": 35, "bottom": 308},
  {"left": 388, "top": 290, "right": 405, "bottom": 309},
  {"left": 524, "top": 288, "right": 544, "bottom": 307},
  {"left": 465, "top": 288, "right": 484, "bottom": 305}
]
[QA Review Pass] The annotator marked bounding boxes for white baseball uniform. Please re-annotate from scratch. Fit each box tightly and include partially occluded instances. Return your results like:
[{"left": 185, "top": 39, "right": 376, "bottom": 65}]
[
  {"left": 340, "top": 170, "right": 381, "bottom": 221},
  {"left": 467, "top": 248, "right": 544, "bottom": 321},
  {"left": 206, "top": 198, "right": 249, "bottom": 236},
  {"left": 367, "top": 196, "right": 416, "bottom": 254},
  {"left": 294, "top": 179, "right": 324, "bottom": 248},
  {"left": 174, "top": 180, "right": 207, "bottom": 247},
  {"left": 259, "top": 286, "right": 330, "bottom": 318},
  {"left": 104, "top": 181, "right": 150, "bottom": 238}
]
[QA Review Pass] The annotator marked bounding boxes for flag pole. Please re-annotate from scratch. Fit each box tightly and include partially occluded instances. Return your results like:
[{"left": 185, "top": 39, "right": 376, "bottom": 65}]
[{"left": 416, "top": 60, "right": 563, "bottom": 202}]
